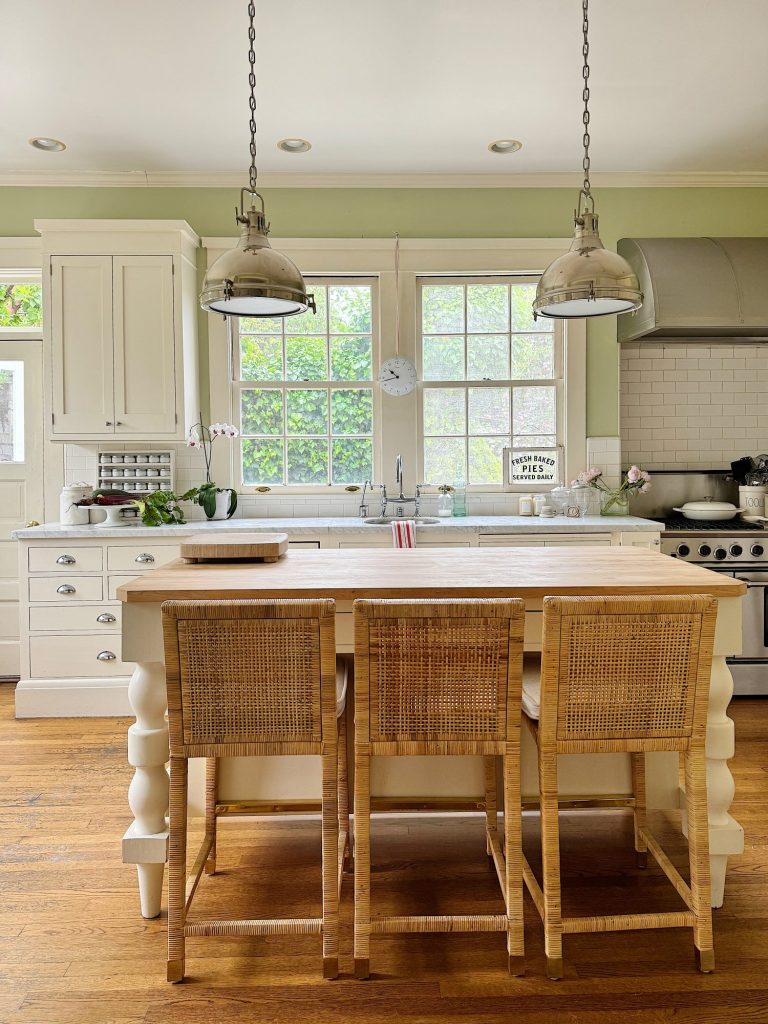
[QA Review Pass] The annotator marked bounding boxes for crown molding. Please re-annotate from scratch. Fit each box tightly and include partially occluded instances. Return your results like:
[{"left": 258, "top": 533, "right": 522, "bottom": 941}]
[{"left": 1, "top": 169, "right": 768, "bottom": 189}]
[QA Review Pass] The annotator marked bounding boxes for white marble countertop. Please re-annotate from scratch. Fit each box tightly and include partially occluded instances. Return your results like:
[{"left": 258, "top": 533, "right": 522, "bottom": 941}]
[{"left": 13, "top": 514, "right": 663, "bottom": 540}]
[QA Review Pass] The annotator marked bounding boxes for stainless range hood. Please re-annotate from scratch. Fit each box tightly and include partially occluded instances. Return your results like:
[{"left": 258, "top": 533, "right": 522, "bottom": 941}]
[{"left": 616, "top": 237, "right": 768, "bottom": 343}]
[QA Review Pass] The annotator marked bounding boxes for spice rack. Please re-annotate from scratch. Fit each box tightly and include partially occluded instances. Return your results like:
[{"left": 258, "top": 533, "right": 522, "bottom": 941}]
[{"left": 98, "top": 451, "right": 175, "bottom": 494}]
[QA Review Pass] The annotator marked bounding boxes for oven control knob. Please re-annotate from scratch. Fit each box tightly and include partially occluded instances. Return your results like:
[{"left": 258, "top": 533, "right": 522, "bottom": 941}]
[
  {"left": 698, "top": 544, "right": 712, "bottom": 557},
  {"left": 676, "top": 544, "right": 690, "bottom": 558},
  {"left": 730, "top": 544, "right": 743, "bottom": 557},
  {"left": 751, "top": 544, "right": 764, "bottom": 557},
  {"left": 713, "top": 547, "right": 727, "bottom": 561}
]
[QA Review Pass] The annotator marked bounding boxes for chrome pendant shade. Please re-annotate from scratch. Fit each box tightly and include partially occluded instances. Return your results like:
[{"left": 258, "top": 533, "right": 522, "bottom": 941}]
[
  {"left": 200, "top": 1, "right": 313, "bottom": 320},
  {"left": 534, "top": 207, "right": 642, "bottom": 319},
  {"left": 201, "top": 193, "right": 315, "bottom": 317},
  {"left": 533, "top": 0, "right": 642, "bottom": 321}
]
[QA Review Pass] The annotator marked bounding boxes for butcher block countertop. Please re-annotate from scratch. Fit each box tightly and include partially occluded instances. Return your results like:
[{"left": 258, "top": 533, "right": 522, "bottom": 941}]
[{"left": 118, "top": 546, "right": 745, "bottom": 603}]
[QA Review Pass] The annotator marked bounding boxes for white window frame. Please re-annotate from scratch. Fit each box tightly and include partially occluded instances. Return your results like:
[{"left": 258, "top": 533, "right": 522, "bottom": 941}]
[
  {"left": 0, "top": 269, "right": 43, "bottom": 339},
  {"left": 231, "top": 275, "right": 381, "bottom": 492},
  {"left": 205, "top": 237, "right": 586, "bottom": 495},
  {"left": 416, "top": 274, "right": 564, "bottom": 491}
]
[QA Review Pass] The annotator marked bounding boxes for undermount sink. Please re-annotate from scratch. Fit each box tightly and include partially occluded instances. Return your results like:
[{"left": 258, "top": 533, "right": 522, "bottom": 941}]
[{"left": 363, "top": 516, "right": 440, "bottom": 525}]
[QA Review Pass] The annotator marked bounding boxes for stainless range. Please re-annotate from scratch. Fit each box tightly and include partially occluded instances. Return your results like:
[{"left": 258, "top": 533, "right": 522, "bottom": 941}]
[{"left": 661, "top": 516, "right": 767, "bottom": 696}]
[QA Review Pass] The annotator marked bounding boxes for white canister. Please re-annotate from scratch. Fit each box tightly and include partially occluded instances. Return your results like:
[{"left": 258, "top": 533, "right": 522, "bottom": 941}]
[
  {"left": 59, "top": 483, "right": 93, "bottom": 525},
  {"left": 518, "top": 494, "right": 534, "bottom": 516},
  {"left": 739, "top": 485, "right": 767, "bottom": 515},
  {"left": 533, "top": 495, "right": 547, "bottom": 515}
]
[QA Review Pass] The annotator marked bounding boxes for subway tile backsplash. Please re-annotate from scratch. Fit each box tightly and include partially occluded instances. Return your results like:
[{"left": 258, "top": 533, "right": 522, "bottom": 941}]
[
  {"left": 62, "top": 443, "right": 548, "bottom": 519},
  {"left": 620, "top": 343, "right": 768, "bottom": 469}
]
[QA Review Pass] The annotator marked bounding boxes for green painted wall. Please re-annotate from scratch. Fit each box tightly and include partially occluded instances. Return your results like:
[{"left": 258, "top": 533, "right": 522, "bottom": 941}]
[{"left": 2, "top": 185, "right": 768, "bottom": 435}]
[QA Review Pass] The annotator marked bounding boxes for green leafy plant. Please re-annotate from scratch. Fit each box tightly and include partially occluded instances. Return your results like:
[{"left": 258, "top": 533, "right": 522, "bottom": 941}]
[{"left": 132, "top": 488, "right": 199, "bottom": 527}]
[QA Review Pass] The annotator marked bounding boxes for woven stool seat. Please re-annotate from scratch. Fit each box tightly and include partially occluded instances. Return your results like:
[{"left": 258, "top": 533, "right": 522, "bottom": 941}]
[
  {"left": 521, "top": 594, "right": 717, "bottom": 979},
  {"left": 352, "top": 598, "right": 527, "bottom": 979},
  {"left": 162, "top": 599, "right": 348, "bottom": 983}
]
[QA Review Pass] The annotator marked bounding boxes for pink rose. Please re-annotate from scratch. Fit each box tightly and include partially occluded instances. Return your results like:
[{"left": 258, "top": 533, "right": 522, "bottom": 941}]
[{"left": 627, "top": 465, "right": 641, "bottom": 483}]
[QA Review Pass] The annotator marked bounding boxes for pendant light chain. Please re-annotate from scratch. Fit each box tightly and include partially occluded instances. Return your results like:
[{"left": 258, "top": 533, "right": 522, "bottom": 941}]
[
  {"left": 247, "top": 1, "right": 258, "bottom": 192},
  {"left": 581, "top": 0, "right": 592, "bottom": 202}
]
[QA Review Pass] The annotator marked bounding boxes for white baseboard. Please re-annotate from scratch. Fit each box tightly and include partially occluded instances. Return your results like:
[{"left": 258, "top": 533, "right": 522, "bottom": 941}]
[{"left": 15, "top": 676, "right": 132, "bottom": 717}]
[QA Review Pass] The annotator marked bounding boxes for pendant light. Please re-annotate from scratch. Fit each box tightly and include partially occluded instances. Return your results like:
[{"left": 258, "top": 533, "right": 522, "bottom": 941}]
[
  {"left": 200, "top": 2, "right": 314, "bottom": 318},
  {"left": 533, "top": 0, "right": 642, "bottom": 320}
]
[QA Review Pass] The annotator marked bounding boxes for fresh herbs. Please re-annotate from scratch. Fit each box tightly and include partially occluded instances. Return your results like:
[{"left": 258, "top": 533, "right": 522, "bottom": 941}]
[{"left": 132, "top": 488, "right": 199, "bottom": 527}]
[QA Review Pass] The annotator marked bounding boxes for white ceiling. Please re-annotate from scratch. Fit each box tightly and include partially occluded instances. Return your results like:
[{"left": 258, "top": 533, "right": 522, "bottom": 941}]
[{"left": 2, "top": 0, "right": 768, "bottom": 185}]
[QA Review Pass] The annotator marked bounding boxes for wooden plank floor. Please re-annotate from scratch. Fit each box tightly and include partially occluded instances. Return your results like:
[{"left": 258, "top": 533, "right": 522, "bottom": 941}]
[{"left": 1, "top": 684, "right": 766, "bottom": 1024}]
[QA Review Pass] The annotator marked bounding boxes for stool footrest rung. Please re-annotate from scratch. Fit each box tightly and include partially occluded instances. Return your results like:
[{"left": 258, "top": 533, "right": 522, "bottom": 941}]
[
  {"left": 184, "top": 918, "right": 323, "bottom": 937},
  {"left": 371, "top": 914, "right": 509, "bottom": 934},
  {"left": 561, "top": 911, "right": 695, "bottom": 934}
]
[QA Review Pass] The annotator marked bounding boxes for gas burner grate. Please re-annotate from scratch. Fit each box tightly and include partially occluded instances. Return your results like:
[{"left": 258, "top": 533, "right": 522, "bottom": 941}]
[{"left": 660, "top": 515, "right": 765, "bottom": 532}]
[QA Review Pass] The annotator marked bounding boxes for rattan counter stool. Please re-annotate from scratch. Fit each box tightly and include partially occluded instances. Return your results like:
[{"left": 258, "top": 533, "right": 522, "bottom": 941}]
[
  {"left": 353, "top": 598, "right": 526, "bottom": 979},
  {"left": 161, "top": 598, "right": 348, "bottom": 983},
  {"left": 521, "top": 594, "right": 718, "bottom": 980}
]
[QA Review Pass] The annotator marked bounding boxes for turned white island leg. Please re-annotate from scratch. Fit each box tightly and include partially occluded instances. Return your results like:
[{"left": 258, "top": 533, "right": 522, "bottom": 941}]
[
  {"left": 122, "top": 661, "right": 169, "bottom": 918},
  {"left": 120, "top": 602, "right": 170, "bottom": 919},
  {"left": 702, "top": 655, "right": 742, "bottom": 907},
  {"left": 681, "top": 596, "right": 745, "bottom": 909}
]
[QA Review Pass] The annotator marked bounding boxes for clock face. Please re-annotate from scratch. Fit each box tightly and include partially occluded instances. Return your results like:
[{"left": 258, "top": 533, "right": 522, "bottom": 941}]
[{"left": 378, "top": 357, "right": 417, "bottom": 396}]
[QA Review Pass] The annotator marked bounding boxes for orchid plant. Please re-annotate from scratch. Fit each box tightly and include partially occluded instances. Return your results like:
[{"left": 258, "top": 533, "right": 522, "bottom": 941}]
[
  {"left": 187, "top": 415, "right": 240, "bottom": 519},
  {"left": 574, "top": 464, "right": 651, "bottom": 515}
]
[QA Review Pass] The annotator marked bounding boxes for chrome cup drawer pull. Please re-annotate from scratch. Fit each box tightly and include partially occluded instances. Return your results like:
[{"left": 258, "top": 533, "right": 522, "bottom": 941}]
[
  {"left": 56, "top": 554, "right": 76, "bottom": 565},
  {"left": 96, "top": 613, "right": 116, "bottom": 624},
  {"left": 135, "top": 553, "right": 155, "bottom": 564},
  {"left": 56, "top": 584, "right": 76, "bottom": 594},
  {"left": 97, "top": 650, "right": 117, "bottom": 662}
]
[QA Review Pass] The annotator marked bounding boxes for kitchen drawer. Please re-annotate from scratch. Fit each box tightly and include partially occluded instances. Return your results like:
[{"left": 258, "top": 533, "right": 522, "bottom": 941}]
[
  {"left": 108, "top": 574, "right": 141, "bottom": 600},
  {"left": 30, "top": 634, "right": 130, "bottom": 678},
  {"left": 107, "top": 544, "right": 180, "bottom": 571},
  {"left": 28, "top": 546, "right": 103, "bottom": 573},
  {"left": 29, "top": 603, "right": 121, "bottom": 632},
  {"left": 478, "top": 536, "right": 545, "bottom": 547},
  {"left": 544, "top": 535, "right": 611, "bottom": 546},
  {"left": 28, "top": 575, "right": 104, "bottom": 603}
]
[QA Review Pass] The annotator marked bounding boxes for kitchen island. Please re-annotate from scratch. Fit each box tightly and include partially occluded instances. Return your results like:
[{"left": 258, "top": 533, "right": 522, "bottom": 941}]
[
  {"left": 118, "top": 545, "right": 744, "bottom": 920},
  {"left": 13, "top": 515, "right": 661, "bottom": 717}
]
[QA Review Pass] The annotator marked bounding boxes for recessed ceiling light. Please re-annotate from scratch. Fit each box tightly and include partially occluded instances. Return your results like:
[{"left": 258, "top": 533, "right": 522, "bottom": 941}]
[
  {"left": 29, "top": 137, "right": 66, "bottom": 152},
  {"left": 277, "top": 138, "right": 312, "bottom": 153},
  {"left": 488, "top": 139, "right": 522, "bottom": 154}
]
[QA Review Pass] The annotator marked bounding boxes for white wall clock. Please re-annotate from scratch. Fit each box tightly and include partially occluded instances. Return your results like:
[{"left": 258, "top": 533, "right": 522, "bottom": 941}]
[{"left": 378, "top": 357, "right": 417, "bottom": 396}]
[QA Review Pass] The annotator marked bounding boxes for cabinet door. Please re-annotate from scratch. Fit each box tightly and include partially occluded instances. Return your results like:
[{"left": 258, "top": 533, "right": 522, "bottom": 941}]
[
  {"left": 113, "top": 256, "right": 176, "bottom": 435},
  {"left": 50, "top": 256, "right": 114, "bottom": 435}
]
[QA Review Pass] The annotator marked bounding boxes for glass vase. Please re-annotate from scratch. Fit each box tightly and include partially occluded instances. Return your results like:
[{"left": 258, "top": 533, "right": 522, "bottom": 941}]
[{"left": 599, "top": 491, "right": 629, "bottom": 517}]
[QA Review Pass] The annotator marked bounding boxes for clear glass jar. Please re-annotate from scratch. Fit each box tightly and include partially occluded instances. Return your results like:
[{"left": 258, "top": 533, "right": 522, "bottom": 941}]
[
  {"left": 437, "top": 489, "right": 453, "bottom": 517},
  {"left": 570, "top": 483, "right": 592, "bottom": 516},
  {"left": 549, "top": 486, "right": 570, "bottom": 515},
  {"left": 452, "top": 480, "right": 467, "bottom": 517}
]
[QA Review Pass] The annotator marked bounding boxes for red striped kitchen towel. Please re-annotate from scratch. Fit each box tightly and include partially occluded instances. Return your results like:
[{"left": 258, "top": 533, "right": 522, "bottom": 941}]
[{"left": 391, "top": 519, "right": 416, "bottom": 548}]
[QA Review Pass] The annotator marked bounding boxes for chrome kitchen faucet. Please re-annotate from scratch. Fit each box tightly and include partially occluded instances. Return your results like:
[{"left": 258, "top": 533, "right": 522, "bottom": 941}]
[{"left": 367, "top": 454, "right": 422, "bottom": 518}]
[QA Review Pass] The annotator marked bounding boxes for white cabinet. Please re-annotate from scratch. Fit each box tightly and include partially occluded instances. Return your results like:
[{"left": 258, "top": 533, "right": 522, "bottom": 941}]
[
  {"left": 478, "top": 533, "right": 611, "bottom": 547},
  {"left": 37, "top": 220, "right": 200, "bottom": 442},
  {"left": 112, "top": 256, "right": 176, "bottom": 435}
]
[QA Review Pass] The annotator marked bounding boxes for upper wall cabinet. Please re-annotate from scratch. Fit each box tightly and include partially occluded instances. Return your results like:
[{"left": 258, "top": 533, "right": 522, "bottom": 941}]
[{"left": 36, "top": 220, "right": 200, "bottom": 442}]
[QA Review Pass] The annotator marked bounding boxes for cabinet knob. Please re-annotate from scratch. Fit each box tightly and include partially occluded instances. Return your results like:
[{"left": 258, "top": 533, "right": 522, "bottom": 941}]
[
  {"left": 96, "top": 613, "right": 116, "bottom": 624},
  {"left": 135, "top": 553, "right": 155, "bottom": 564},
  {"left": 115, "top": 421, "right": 123, "bottom": 426},
  {"left": 56, "top": 583, "right": 76, "bottom": 594},
  {"left": 96, "top": 650, "right": 117, "bottom": 662},
  {"left": 105, "top": 421, "right": 113, "bottom": 426},
  {"left": 56, "top": 554, "right": 76, "bottom": 565}
]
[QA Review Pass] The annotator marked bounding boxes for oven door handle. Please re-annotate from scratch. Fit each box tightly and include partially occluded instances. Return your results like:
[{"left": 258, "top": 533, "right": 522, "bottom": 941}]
[{"left": 736, "top": 578, "right": 768, "bottom": 649}]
